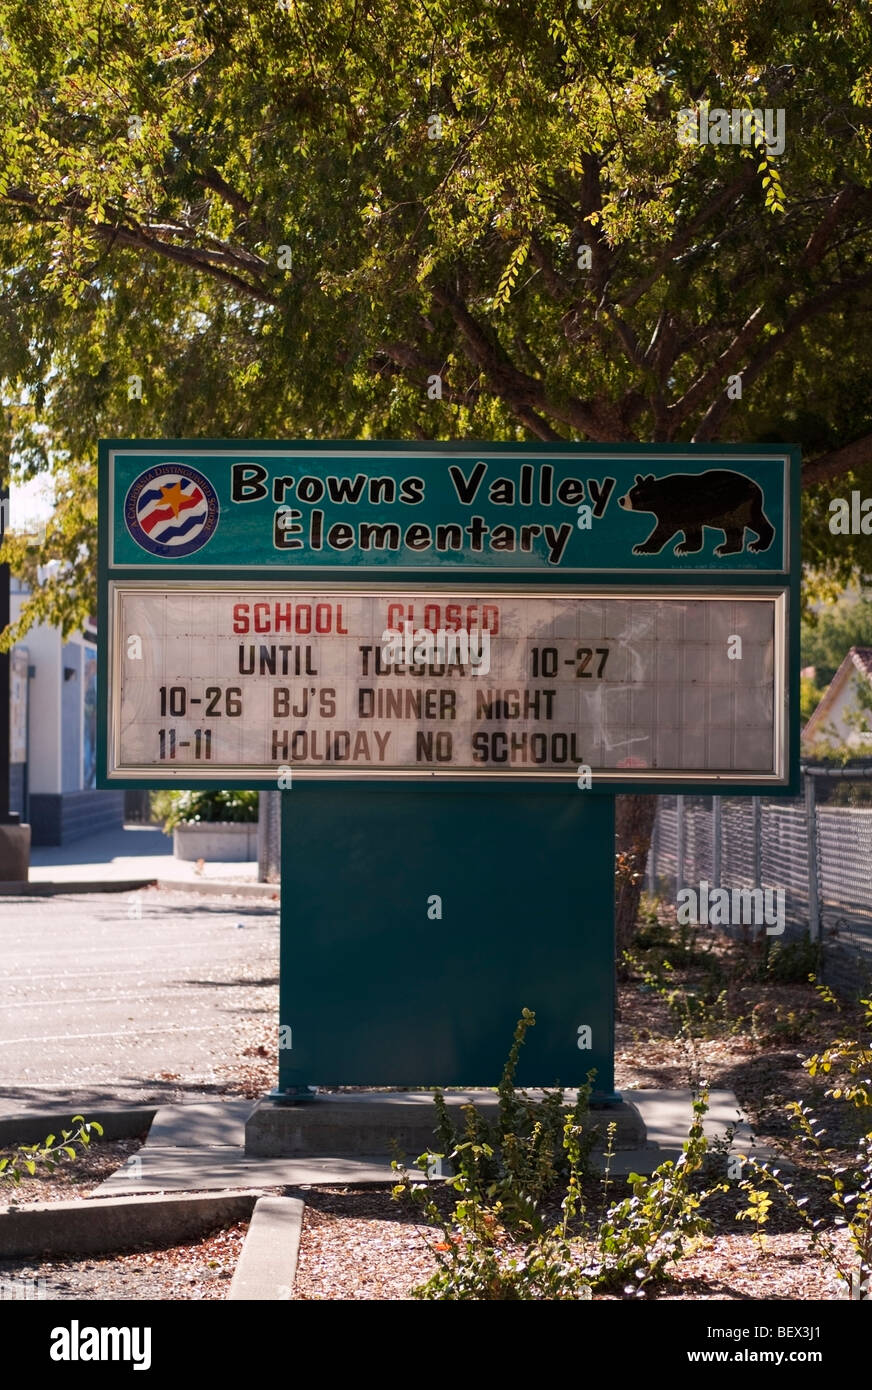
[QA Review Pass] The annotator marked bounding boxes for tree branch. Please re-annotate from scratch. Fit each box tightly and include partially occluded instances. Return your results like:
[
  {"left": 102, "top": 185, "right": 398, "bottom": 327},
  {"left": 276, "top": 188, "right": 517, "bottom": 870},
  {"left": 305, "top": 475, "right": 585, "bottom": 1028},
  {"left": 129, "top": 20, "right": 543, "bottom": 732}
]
[
  {"left": 528, "top": 234, "right": 572, "bottom": 301},
  {"left": 691, "top": 271, "right": 872, "bottom": 441},
  {"left": 514, "top": 408, "right": 564, "bottom": 442},
  {"left": 194, "top": 165, "right": 253, "bottom": 220},
  {"left": 616, "top": 166, "right": 757, "bottom": 309},
  {"left": 799, "top": 185, "right": 861, "bottom": 270},
  {"left": 431, "top": 281, "right": 626, "bottom": 439},
  {"left": 5, "top": 185, "right": 279, "bottom": 305},
  {"left": 372, "top": 343, "right": 482, "bottom": 407},
  {"left": 96, "top": 219, "right": 279, "bottom": 305},
  {"left": 681, "top": 185, "right": 872, "bottom": 436},
  {"left": 578, "top": 152, "right": 610, "bottom": 301},
  {"left": 671, "top": 304, "right": 767, "bottom": 427},
  {"left": 374, "top": 342, "right": 564, "bottom": 438},
  {"left": 803, "top": 433, "right": 872, "bottom": 487}
]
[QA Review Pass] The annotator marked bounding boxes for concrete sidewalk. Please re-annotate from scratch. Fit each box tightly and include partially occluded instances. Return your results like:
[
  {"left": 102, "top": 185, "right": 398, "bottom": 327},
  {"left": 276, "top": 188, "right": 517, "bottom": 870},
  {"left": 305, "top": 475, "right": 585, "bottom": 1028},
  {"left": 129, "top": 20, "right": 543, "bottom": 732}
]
[
  {"left": 89, "top": 1090, "right": 764, "bottom": 1193},
  {"left": 96, "top": 1100, "right": 407, "bottom": 1191},
  {"left": 9, "top": 823, "right": 277, "bottom": 897},
  {"left": 0, "top": 1089, "right": 768, "bottom": 1194}
]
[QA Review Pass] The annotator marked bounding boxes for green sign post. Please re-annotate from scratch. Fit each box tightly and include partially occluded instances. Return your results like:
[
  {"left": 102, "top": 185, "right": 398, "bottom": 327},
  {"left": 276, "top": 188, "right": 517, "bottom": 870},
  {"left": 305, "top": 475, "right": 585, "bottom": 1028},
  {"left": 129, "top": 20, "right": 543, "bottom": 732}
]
[{"left": 98, "top": 440, "right": 800, "bottom": 1099}]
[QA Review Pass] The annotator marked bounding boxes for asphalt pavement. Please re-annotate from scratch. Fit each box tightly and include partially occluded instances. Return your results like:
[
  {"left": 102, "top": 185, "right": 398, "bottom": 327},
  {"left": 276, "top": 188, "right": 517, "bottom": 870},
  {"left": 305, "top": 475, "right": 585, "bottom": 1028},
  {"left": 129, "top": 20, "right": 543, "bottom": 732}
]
[{"left": 0, "top": 888, "right": 278, "bottom": 1116}]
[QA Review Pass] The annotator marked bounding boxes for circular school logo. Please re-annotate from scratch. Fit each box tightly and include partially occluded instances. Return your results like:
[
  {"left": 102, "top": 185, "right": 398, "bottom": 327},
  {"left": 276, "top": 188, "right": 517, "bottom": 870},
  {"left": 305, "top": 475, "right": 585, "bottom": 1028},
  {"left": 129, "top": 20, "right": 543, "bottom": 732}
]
[{"left": 124, "top": 465, "right": 220, "bottom": 558}]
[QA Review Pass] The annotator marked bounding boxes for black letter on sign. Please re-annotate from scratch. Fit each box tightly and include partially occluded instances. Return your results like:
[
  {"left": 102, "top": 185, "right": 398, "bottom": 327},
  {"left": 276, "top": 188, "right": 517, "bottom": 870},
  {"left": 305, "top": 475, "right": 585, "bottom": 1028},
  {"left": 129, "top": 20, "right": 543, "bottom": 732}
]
[{"left": 232, "top": 463, "right": 269, "bottom": 502}]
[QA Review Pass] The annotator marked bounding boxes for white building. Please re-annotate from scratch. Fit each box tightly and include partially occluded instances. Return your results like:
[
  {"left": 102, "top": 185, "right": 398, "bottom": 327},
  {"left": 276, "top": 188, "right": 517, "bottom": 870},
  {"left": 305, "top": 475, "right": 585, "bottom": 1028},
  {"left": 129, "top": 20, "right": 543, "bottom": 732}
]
[
  {"left": 802, "top": 646, "right": 872, "bottom": 752},
  {"left": 9, "top": 577, "right": 123, "bottom": 845}
]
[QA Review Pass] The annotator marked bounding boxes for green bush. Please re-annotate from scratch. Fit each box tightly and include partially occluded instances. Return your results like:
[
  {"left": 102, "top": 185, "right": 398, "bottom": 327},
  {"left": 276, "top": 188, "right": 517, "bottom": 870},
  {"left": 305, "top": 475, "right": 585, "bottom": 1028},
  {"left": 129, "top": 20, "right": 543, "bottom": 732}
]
[
  {"left": 750, "top": 1001, "right": 815, "bottom": 1046},
  {"left": 428, "top": 1009, "right": 598, "bottom": 1203},
  {"left": 0, "top": 1116, "right": 103, "bottom": 1185},
  {"left": 151, "top": 788, "right": 259, "bottom": 834},
  {"left": 627, "top": 951, "right": 745, "bottom": 1048},
  {"left": 398, "top": 1110, "right": 594, "bottom": 1300},
  {"left": 761, "top": 935, "right": 823, "bottom": 983},
  {"left": 591, "top": 1096, "right": 719, "bottom": 1293},
  {"left": 393, "top": 1013, "right": 723, "bottom": 1300},
  {"left": 635, "top": 917, "right": 706, "bottom": 968},
  {"left": 738, "top": 990, "right": 872, "bottom": 1300}
]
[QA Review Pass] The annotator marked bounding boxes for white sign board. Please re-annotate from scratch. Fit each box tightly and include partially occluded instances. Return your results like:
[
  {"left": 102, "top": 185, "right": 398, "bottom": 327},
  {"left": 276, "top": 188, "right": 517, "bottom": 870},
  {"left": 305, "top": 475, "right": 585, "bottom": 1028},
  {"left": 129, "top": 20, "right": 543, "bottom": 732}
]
[{"left": 107, "top": 583, "right": 788, "bottom": 783}]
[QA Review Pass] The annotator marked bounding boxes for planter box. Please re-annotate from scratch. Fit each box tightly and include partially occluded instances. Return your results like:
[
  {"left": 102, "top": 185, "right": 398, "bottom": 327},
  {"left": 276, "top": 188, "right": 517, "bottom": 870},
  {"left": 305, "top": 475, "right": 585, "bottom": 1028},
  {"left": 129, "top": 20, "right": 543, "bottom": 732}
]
[
  {"left": 173, "top": 820, "right": 258, "bottom": 862},
  {"left": 0, "top": 822, "right": 30, "bottom": 882}
]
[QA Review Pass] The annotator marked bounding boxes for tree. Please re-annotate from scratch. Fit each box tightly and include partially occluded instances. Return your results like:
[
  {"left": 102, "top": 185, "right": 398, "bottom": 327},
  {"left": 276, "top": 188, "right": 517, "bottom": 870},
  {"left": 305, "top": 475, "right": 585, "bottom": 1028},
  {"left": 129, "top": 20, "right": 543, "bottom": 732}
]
[
  {"left": 802, "top": 595, "right": 872, "bottom": 687},
  {"left": 2, "top": 0, "right": 872, "bottom": 938},
  {"left": 800, "top": 673, "right": 823, "bottom": 724}
]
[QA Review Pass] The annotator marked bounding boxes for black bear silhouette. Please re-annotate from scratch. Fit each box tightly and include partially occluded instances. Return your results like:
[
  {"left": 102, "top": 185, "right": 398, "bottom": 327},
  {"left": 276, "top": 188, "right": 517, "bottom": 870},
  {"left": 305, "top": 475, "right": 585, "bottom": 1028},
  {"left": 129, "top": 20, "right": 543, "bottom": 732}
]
[{"left": 617, "top": 469, "right": 775, "bottom": 557}]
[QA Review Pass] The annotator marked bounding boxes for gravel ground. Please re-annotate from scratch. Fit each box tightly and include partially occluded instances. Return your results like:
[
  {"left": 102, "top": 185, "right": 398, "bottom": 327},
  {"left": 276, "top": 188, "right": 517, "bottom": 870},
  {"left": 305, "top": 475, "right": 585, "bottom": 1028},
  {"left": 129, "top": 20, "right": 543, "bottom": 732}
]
[
  {"left": 0, "top": 1137, "right": 252, "bottom": 1301},
  {"left": 0, "top": 1224, "right": 248, "bottom": 1301},
  {"left": 289, "top": 1185, "right": 854, "bottom": 1301},
  {"left": 653, "top": 1232, "right": 850, "bottom": 1301},
  {"left": 293, "top": 1187, "right": 439, "bottom": 1300},
  {"left": 0, "top": 1138, "right": 145, "bottom": 1205}
]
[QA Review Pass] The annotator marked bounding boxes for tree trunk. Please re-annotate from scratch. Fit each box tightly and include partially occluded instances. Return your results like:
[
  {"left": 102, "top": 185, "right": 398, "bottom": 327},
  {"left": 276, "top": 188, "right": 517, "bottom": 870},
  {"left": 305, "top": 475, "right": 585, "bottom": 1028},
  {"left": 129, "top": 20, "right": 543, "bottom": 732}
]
[{"left": 615, "top": 793, "right": 658, "bottom": 973}]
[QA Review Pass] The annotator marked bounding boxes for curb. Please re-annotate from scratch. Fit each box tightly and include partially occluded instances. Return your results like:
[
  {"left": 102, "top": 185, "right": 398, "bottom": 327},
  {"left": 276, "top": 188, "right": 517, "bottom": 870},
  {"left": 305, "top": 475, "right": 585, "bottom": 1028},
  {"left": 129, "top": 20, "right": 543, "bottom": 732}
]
[
  {"left": 0, "top": 1107, "right": 156, "bottom": 1147},
  {"left": 0, "top": 879, "right": 279, "bottom": 899},
  {"left": 0, "top": 1190, "right": 263, "bottom": 1258},
  {"left": 0, "top": 880, "right": 155, "bottom": 896},
  {"left": 156, "top": 879, "right": 279, "bottom": 900},
  {"left": 228, "top": 1196, "right": 304, "bottom": 1300}
]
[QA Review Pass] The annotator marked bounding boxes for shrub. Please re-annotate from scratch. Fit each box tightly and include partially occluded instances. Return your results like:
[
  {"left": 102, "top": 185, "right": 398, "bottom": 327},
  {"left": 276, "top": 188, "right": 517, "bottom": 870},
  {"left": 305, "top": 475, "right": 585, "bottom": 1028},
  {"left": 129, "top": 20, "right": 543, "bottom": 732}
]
[
  {"left": 761, "top": 935, "right": 823, "bottom": 983},
  {"left": 591, "top": 1094, "right": 722, "bottom": 1294},
  {"left": 0, "top": 1116, "right": 103, "bottom": 1186},
  {"left": 393, "top": 1013, "right": 724, "bottom": 1300},
  {"left": 633, "top": 913, "right": 708, "bottom": 968},
  {"left": 400, "top": 1113, "right": 594, "bottom": 1301},
  {"left": 737, "top": 993, "right": 872, "bottom": 1299},
  {"left": 750, "top": 1001, "right": 816, "bottom": 1046},
  {"left": 152, "top": 788, "right": 259, "bottom": 834},
  {"left": 428, "top": 1009, "right": 598, "bottom": 1204}
]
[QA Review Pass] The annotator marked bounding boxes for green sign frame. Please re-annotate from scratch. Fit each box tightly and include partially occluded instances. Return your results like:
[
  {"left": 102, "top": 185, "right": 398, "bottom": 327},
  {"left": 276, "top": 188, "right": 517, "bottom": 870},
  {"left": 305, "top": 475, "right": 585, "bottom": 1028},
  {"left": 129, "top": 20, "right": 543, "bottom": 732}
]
[{"left": 97, "top": 439, "right": 801, "bottom": 797}]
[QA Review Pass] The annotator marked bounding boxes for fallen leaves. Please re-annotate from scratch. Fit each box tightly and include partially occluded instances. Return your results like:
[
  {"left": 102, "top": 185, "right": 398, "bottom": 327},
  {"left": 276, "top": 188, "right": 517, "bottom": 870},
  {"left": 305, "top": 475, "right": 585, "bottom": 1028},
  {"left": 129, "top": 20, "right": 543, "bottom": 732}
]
[{"left": 0, "top": 1223, "right": 250, "bottom": 1301}]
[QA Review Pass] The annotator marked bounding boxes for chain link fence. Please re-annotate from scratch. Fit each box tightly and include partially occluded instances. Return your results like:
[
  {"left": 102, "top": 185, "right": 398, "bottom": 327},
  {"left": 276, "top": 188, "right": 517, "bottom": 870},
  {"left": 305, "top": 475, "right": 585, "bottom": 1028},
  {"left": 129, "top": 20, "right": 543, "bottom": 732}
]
[{"left": 648, "top": 767, "right": 872, "bottom": 996}]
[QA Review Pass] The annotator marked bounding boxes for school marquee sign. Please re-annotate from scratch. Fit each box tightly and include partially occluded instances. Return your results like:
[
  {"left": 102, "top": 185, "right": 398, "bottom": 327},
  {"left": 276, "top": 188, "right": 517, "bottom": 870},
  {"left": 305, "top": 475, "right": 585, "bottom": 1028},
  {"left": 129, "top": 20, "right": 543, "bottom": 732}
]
[{"left": 98, "top": 441, "right": 799, "bottom": 792}]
